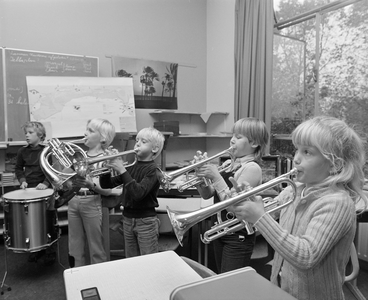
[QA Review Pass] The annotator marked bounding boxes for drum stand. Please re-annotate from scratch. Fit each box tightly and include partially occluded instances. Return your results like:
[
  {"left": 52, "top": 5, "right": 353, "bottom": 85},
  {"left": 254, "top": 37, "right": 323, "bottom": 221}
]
[
  {"left": 55, "top": 228, "right": 66, "bottom": 270},
  {"left": 1, "top": 227, "right": 11, "bottom": 295},
  {"left": 0, "top": 223, "right": 65, "bottom": 295}
]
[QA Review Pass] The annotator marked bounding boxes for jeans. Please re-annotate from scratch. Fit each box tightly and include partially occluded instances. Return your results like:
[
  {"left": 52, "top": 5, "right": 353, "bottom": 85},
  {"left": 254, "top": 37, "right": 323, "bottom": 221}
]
[
  {"left": 212, "top": 228, "right": 256, "bottom": 273},
  {"left": 68, "top": 195, "right": 107, "bottom": 267},
  {"left": 122, "top": 215, "right": 160, "bottom": 258}
]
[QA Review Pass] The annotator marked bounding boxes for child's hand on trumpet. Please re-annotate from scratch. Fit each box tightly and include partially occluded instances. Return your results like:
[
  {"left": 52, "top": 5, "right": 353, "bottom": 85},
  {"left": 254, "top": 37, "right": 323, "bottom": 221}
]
[
  {"left": 226, "top": 177, "right": 266, "bottom": 225},
  {"left": 191, "top": 150, "right": 208, "bottom": 164},
  {"left": 71, "top": 174, "right": 93, "bottom": 189},
  {"left": 196, "top": 163, "right": 222, "bottom": 182},
  {"left": 103, "top": 146, "right": 126, "bottom": 175},
  {"left": 190, "top": 150, "right": 221, "bottom": 185},
  {"left": 104, "top": 146, "right": 119, "bottom": 156}
]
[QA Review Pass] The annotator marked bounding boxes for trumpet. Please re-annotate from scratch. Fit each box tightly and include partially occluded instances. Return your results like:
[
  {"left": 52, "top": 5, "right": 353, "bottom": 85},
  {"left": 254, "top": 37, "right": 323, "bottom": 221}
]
[
  {"left": 167, "top": 168, "right": 298, "bottom": 246},
  {"left": 159, "top": 147, "right": 234, "bottom": 193},
  {"left": 77, "top": 149, "right": 137, "bottom": 177},
  {"left": 176, "top": 160, "right": 232, "bottom": 192}
]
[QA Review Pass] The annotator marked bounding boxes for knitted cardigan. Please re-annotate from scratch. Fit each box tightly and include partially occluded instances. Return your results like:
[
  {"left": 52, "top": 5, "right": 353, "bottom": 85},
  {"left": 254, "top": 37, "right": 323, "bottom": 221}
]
[{"left": 254, "top": 183, "right": 356, "bottom": 300}]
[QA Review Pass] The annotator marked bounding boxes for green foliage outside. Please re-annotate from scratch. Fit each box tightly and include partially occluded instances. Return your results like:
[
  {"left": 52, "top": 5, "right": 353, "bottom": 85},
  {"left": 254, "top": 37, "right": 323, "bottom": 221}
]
[{"left": 271, "top": 0, "right": 368, "bottom": 175}]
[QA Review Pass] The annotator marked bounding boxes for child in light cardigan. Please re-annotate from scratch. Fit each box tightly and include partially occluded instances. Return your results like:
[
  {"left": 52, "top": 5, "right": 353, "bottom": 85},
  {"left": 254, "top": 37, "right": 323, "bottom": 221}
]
[{"left": 230, "top": 116, "right": 368, "bottom": 300}]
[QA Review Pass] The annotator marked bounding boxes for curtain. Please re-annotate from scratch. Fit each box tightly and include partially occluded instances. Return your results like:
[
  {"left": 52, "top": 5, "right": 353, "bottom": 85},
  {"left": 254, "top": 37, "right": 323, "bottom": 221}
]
[{"left": 234, "top": 0, "right": 274, "bottom": 131}]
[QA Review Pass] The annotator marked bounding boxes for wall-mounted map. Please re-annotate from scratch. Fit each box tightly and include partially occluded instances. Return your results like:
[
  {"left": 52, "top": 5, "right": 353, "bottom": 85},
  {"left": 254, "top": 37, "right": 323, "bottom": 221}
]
[{"left": 26, "top": 76, "right": 136, "bottom": 138}]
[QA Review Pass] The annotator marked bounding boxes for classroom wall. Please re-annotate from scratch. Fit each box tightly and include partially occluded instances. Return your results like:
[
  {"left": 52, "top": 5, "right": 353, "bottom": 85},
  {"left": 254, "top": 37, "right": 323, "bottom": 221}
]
[
  {"left": 206, "top": 0, "right": 236, "bottom": 155},
  {"left": 0, "top": 0, "right": 236, "bottom": 164}
]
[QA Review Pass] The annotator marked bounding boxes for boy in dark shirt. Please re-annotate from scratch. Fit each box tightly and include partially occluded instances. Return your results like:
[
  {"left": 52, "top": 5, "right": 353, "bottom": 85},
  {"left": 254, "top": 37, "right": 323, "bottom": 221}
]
[
  {"left": 14, "top": 121, "right": 57, "bottom": 265},
  {"left": 15, "top": 122, "right": 50, "bottom": 190},
  {"left": 100, "top": 127, "right": 165, "bottom": 257}
]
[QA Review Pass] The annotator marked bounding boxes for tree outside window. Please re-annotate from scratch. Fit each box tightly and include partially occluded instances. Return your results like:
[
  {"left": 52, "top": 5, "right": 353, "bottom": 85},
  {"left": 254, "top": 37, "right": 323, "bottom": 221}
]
[{"left": 271, "top": 0, "right": 368, "bottom": 174}]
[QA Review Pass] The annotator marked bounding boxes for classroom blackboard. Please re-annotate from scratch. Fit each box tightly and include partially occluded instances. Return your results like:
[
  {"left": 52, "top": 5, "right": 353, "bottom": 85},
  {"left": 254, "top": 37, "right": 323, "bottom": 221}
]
[
  {"left": 0, "top": 49, "right": 4, "bottom": 141},
  {"left": 3, "top": 48, "right": 99, "bottom": 142}
]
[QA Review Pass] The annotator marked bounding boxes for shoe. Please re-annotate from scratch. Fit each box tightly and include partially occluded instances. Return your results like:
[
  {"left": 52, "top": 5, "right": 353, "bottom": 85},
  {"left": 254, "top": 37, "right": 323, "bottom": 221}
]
[{"left": 28, "top": 250, "right": 45, "bottom": 262}]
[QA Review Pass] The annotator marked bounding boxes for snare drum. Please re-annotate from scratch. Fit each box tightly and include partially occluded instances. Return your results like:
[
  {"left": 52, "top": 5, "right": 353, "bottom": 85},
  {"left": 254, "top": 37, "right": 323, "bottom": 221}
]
[{"left": 2, "top": 188, "right": 56, "bottom": 252}]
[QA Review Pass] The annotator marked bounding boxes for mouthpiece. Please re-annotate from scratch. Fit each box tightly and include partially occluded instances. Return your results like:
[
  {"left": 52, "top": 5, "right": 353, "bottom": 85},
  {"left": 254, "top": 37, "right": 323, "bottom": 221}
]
[{"left": 68, "top": 138, "right": 86, "bottom": 143}]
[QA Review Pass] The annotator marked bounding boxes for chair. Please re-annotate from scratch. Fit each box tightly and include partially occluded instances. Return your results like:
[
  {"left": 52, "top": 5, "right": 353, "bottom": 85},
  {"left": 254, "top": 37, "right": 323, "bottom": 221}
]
[
  {"left": 181, "top": 256, "right": 216, "bottom": 278},
  {"left": 344, "top": 243, "right": 366, "bottom": 300}
]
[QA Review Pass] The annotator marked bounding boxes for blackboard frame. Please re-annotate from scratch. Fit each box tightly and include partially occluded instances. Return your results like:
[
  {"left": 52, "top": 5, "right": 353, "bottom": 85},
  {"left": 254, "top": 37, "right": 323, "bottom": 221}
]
[
  {"left": 0, "top": 49, "right": 5, "bottom": 141},
  {"left": 2, "top": 48, "right": 99, "bottom": 142}
]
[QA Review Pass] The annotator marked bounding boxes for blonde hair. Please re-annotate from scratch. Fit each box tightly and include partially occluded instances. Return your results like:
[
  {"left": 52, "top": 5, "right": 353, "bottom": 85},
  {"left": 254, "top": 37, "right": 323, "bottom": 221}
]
[
  {"left": 137, "top": 127, "right": 165, "bottom": 159},
  {"left": 87, "top": 118, "right": 116, "bottom": 149},
  {"left": 232, "top": 118, "right": 269, "bottom": 161},
  {"left": 292, "top": 115, "right": 367, "bottom": 207},
  {"left": 22, "top": 121, "right": 46, "bottom": 142}
]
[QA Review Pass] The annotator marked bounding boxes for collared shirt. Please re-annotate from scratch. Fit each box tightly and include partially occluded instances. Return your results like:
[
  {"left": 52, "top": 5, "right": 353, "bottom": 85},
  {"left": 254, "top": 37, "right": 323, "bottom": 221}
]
[{"left": 212, "top": 153, "right": 261, "bottom": 201}]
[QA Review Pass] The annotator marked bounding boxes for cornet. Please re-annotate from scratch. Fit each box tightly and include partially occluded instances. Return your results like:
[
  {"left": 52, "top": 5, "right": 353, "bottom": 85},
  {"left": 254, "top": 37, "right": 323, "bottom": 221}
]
[
  {"left": 159, "top": 147, "right": 235, "bottom": 193},
  {"left": 176, "top": 159, "right": 232, "bottom": 192},
  {"left": 166, "top": 168, "right": 298, "bottom": 246}
]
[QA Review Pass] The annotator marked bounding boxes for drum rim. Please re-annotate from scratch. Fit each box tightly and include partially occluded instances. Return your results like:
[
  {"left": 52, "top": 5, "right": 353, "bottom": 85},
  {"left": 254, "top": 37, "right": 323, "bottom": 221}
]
[
  {"left": 4, "top": 198, "right": 50, "bottom": 203},
  {"left": 2, "top": 188, "right": 54, "bottom": 201}
]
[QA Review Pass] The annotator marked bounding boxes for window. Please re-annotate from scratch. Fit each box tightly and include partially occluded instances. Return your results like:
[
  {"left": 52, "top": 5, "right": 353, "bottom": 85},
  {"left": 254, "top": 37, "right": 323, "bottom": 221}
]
[{"left": 271, "top": 0, "right": 368, "bottom": 175}]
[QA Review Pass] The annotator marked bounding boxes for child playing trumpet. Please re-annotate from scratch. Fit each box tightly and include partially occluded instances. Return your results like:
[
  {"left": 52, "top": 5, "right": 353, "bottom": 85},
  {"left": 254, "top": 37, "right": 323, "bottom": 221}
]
[
  {"left": 100, "top": 127, "right": 165, "bottom": 258},
  {"left": 194, "top": 117, "right": 269, "bottom": 273},
  {"left": 230, "top": 116, "right": 368, "bottom": 300}
]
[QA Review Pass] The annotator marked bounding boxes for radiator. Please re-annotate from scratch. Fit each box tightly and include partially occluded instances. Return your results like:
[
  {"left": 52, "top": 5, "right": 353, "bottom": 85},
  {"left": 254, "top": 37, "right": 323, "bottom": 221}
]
[{"left": 357, "top": 223, "right": 368, "bottom": 262}]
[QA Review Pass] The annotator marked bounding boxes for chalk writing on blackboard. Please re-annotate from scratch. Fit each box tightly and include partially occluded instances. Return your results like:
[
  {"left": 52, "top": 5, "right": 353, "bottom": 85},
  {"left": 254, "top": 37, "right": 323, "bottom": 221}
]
[{"left": 0, "top": 48, "right": 4, "bottom": 141}]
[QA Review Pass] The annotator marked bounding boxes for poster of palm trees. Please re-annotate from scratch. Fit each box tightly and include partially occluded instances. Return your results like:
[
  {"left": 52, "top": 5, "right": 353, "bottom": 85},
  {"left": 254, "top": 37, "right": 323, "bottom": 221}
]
[{"left": 111, "top": 56, "right": 178, "bottom": 109}]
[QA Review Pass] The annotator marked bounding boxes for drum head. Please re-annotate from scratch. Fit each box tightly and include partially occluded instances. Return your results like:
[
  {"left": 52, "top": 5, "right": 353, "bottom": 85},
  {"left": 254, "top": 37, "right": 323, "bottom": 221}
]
[{"left": 3, "top": 188, "right": 54, "bottom": 200}]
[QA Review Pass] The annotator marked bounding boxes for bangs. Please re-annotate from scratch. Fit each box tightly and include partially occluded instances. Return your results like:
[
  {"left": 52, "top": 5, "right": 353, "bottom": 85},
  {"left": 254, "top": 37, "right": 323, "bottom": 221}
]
[
  {"left": 292, "top": 124, "right": 316, "bottom": 147},
  {"left": 292, "top": 119, "right": 331, "bottom": 151},
  {"left": 137, "top": 128, "right": 152, "bottom": 141},
  {"left": 87, "top": 118, "right": 101, "bottom": 130},
  {"left": 232, "top": 119, "right": 255, "bottom": 139},
  {"left": 232, "top": 121, "right": 243, "bottom": 134}
]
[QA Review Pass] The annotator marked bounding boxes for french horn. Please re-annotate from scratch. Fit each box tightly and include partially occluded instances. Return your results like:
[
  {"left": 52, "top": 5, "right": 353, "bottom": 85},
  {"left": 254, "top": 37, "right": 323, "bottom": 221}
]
[{"left": 40, "top": 138, "right": 137, "bottom": 208}]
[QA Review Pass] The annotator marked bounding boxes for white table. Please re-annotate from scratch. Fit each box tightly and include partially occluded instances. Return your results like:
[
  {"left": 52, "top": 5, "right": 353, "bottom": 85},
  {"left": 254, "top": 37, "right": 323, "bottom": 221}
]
[{"left": 63, "top": 251, "right": 202, "bottom": 300}]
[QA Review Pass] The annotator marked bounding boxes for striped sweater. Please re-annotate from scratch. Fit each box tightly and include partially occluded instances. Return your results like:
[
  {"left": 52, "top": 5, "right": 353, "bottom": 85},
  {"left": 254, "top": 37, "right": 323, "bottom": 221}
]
[{"left": 254, "top": 183, "right": 356, "bottom": 300}]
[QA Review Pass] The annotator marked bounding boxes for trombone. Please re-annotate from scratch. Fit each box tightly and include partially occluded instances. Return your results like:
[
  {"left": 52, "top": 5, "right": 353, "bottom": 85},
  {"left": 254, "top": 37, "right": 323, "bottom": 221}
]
[
  {"left": 159, "top": 147, "right": 235, "bottom": 193},
  {"left": 166, "top": 168, "right": 298, "bottom": 246}
]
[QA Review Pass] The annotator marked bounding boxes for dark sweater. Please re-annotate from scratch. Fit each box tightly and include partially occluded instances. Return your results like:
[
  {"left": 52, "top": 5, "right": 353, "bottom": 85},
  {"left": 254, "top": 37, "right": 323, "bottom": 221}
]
[
  {"left": 14, "top": 144, "right": 49, "bottom": 188},
  {"left": 99, "top": 160, "right": 160, "bottom": 218}
]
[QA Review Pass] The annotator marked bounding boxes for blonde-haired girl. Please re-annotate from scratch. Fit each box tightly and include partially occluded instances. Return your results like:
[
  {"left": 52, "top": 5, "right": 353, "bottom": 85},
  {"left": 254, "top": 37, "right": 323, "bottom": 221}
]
[{"left": 232, "top": 115, "right": 368, "bottom": 300}]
